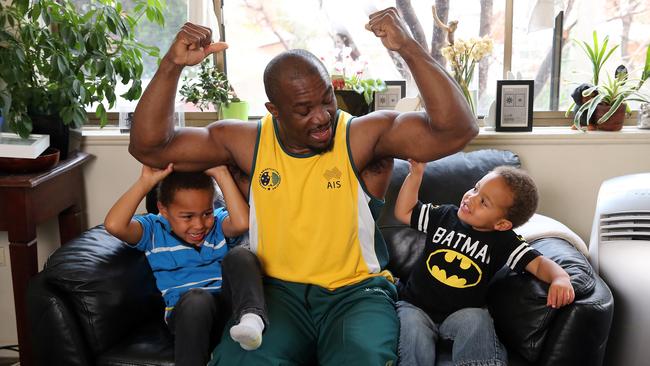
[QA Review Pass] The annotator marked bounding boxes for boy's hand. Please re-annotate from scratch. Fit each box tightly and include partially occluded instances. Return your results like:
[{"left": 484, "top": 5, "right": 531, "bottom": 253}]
[
  {"left": 140, "top": 163, "right": 173, "bottom": 188},
  {"left": 547, "top": 276, "right": 575, "bottom": 308},
  {"left": 204, "top": 165, "right": 229, "bottom": 179},
  {"left": 408, "top": 159, "right": 426, "bottom": 177}
]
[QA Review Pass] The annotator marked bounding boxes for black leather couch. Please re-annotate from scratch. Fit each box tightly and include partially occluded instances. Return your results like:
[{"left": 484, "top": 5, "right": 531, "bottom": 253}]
[{"left": 27, "top": 149, "right": 614, "bottom": 366}]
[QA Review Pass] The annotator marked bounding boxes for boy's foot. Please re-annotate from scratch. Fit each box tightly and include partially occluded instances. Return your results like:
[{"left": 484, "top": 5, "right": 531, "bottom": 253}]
[{"left": 229, "top": 313, "right": 264, "bottom": 351}]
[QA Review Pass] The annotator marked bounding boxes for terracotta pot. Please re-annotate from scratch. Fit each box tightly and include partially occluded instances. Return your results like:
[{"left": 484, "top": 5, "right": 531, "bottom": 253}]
[{"left": 591, "top": 103, "right": 626, "bottom": 131}]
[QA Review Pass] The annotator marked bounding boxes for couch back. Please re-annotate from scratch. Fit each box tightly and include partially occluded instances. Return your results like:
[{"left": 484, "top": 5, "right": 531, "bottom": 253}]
[{"left": 378, "top": 149, "right": 520, "bottom": 280}]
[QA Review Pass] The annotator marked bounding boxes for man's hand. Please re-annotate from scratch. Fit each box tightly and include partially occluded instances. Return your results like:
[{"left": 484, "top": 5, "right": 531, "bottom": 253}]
[
  {"left": 366, "top": 8, "right": 412, "bottom": 52},
  {"left": 139, "top": 163, "right": 174, "bottom": 189},
  {"left": 165, "top": 23, "right": 228, "bottom": 67}
]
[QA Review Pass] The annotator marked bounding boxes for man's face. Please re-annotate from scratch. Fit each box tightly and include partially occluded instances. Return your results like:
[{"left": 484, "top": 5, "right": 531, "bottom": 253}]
[
  {"left": 457, "top": 172, "right": 514, "bottom": 232},
  {"left": 159, "top": 188, "right": 215, "bottom": 246},
  {"left": 268, "top": 71, "right": 338, "bottom": 154}
]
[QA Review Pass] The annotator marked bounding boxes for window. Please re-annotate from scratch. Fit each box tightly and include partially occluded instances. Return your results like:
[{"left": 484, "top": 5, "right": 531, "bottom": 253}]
[
  {"left": 71, "top": 0, "right": 219, "bottom": 114},
  {"left": 222, "top": 0, "right": 505, "bottom": 117},
  {"left": 512, "top": 0, "right": 650, "bottom": 111},
  {"left": 221, "top": 0, "right": 649, "bottom": 117}
]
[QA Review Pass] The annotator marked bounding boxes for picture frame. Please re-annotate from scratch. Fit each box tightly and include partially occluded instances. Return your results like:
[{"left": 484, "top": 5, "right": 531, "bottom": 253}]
[
  {"left": 119, "top": 103, "right": 185, "bottom": 132},
  {"left": 373, "top": 80, "right": 406, "bottom": 111},
  {"left": 0, "top": 132, "right": 50, "bottom": 159},
  {"left": 495, "top": 80, "right": 534, "bottom": 132}
]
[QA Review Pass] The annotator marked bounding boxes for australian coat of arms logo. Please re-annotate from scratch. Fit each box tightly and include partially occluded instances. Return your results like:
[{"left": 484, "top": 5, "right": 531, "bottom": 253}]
[{"left": 259, "top": 168, "right": 281, "bottom": 190}]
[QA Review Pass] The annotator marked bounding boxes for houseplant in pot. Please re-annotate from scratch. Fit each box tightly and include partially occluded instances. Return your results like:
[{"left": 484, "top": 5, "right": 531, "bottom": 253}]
[
  {"left": 0, "top": 0, "right": 165, "bottom": 158},
  {"left": 322, "top": 47, "right": 385, "bottom": 116},
  {"left": 571, "top": 47, "right": 650, "bottom": 131},
  {"left": 572, "top": 72, "right": 649, "bottom": 131},
  {"left": 180, "top": 58, "right": 249, "bottom": 121}
]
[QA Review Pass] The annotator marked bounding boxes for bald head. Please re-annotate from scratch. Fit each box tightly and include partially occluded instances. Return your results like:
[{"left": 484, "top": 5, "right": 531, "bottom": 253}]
[{"left": 263, "top": 49, "right": 331, "bottom": 104}]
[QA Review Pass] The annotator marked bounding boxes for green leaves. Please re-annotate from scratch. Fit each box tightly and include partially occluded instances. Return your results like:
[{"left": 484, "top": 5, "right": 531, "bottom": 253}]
[
  {"left": 342, "top": 75, "right": 386, "bottom": 105},
  {"left": 0, "top": 0, "right": 165, "bottom": 136},
  {"left": 180, "top": 59, "right": 238, "bottom": 111},
  {"left": 575, "top": 31, "right": 619, "bottom": 85}
]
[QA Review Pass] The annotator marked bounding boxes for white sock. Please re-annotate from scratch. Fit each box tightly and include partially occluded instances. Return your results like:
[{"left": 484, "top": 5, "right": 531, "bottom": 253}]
[{"left": 229, "top": 313, "right": 264, "bottom": 351}]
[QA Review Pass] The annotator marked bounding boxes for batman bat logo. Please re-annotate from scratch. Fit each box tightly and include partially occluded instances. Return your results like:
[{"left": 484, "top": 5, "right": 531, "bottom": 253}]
[{"left": 426, "top": 249, "right": 482, "bottom": 288}]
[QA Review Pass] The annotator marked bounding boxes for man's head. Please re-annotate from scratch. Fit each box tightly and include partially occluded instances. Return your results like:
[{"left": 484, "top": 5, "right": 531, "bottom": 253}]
[
  {"left": 457, "top": 166, "right": 538, "bottom": 231},
  {"left": 157, "top": 172, "right": 215, "bottom": 246},
  {"left": 263, "top": 49, "right": 338, "bottom": 154}
]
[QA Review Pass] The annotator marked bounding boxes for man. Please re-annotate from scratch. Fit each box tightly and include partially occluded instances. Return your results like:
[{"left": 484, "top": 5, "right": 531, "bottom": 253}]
[{"left": 130, "top": 7, "right": 477, "bottom": 365}]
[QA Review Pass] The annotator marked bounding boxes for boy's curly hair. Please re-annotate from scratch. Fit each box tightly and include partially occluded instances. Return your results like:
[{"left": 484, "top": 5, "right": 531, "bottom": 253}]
[
  {"left": 492, "top": 166, "right": 538, "bottom": 228},
  {"left": 157, "top": 171, "right": 214, "bottom": 207}
]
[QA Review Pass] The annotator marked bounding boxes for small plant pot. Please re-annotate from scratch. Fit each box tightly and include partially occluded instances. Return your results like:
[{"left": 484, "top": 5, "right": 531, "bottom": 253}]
[
  {"left": 335, "top": 90, "right": 371, "bottom": 116},
  {"left": 592, "top": 103, "right": 626, "bottom": 131},
  {"left": 220, "top": 101, "right": 249, "bottom": 121}
]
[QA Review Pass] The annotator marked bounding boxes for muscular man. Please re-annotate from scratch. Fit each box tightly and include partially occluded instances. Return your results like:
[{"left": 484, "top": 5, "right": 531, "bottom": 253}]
[{"left": 130, "top": 7, "right": 477, "bottom": 365}]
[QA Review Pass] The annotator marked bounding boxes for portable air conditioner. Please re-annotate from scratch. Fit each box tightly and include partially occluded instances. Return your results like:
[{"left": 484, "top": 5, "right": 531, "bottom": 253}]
[{"left": 589, "top": 173, "right": 650, "bottom": 366}]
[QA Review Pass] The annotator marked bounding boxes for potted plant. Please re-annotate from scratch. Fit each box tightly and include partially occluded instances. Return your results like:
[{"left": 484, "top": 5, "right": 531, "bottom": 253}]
[
  {"left": 180, "top": 59, "right": 249, "bottom": 121},
  {"left": 570, "top": 33, "right": 650, "bottom": 131},
  {"left": 321, "top": 47, "right": 385, "bottom": 116},
  {"left": 331, "top": 74, "right": 385, "bottom": 116},
  {"left": 0, "top": 0, "right": 165, "bottom": 157}
]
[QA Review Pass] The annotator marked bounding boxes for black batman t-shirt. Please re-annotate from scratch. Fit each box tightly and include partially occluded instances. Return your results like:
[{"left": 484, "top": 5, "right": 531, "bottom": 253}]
[{"left": 400, "top": 202, "right": 541, "bottom": 323}]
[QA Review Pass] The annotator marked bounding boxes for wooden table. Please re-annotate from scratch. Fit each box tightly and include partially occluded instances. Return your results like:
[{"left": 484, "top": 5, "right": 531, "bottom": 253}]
[{"left": 0, "top": 151, "right": 92, "bottom": 366}]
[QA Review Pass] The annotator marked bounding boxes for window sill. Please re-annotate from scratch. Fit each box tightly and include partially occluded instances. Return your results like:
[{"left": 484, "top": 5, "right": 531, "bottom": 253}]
[
  {"left": 470, "top": 126, "right": 650, "bottom": 145},
  {"left": 82, "top": 125, "right": 650, "bottom": 148}
]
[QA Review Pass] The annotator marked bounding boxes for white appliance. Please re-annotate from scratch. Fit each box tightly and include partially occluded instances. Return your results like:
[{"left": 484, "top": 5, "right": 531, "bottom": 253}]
[{"left": 589, "top": 173, "right": 650, "bottom": 366}]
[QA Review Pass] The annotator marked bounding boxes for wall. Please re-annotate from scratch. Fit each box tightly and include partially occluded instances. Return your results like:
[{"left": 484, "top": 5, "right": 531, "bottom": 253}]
[{"left": 1, "top": 127, "right": 649, "bottom": 350}]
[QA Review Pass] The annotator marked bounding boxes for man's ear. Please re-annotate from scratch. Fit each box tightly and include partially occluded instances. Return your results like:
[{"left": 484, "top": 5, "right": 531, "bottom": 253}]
[
  {"left": 494, "top": 218, "right": 513, "bottom": 231},
  {"left": 265, "top": 102, "right": 279, "bottom": 119}
]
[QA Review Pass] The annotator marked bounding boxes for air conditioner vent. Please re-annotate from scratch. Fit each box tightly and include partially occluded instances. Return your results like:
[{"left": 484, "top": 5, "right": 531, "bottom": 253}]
[{"left": 600, "top": 211, "right": 650, "bottom": 241}]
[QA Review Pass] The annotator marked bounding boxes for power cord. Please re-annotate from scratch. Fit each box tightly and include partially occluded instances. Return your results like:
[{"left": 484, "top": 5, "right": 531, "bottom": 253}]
[{"left": 0, "top": 345, "right": 18, "bottom": 352}]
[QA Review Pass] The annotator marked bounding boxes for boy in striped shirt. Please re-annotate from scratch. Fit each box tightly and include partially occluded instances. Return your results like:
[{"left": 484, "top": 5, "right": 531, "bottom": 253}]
[
  {"left": 105, "top": 164, "right": 266, "bottom": 366},
  {"left": 394, "top": 162, "right": 574, "bottom": 366}
]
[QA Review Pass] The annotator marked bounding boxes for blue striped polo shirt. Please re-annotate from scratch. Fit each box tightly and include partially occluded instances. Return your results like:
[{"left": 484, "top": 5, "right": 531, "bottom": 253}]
[{"left": 132, "top": 207, "right": 230, "bottom": 313}]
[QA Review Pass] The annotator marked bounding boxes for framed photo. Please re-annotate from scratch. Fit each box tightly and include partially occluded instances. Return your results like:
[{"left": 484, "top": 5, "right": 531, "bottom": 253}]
[
  {"left": 495, "top": 80, "right": 534, "bottom": 132},
  {"left": 119, "top": 103, "right": 185, "bottom": 132},
  {"left": 373, "top": 80, "right": 406, "bottom": 111},
  {"left": 0, "top": 133, "right": 50, "bottom": 159}
]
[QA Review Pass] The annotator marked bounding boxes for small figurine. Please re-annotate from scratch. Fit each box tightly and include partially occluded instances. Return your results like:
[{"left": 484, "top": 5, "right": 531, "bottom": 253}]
[
  {"left": 432, "top": 5, "right": 458, "bottom": 46},
  {"left": 570, "top": 83, "right": 597, "bottom": 129}
]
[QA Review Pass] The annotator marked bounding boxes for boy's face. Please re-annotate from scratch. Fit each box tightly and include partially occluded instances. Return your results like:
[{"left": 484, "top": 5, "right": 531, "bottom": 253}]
[
  {"left": 158, "top": 188, "right": 215, "bottom": 246},
  {"left": 457, "top": 172, "right": 514, "bottom": 232}
]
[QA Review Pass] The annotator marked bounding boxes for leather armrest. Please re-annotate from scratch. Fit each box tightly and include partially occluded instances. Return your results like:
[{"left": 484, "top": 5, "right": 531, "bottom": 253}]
[
  {"left": 27, "top": 272, "right": 93, "bottom": 366},
  {"left": 488, "top": 237, "right": 614, "bottom": 365}
]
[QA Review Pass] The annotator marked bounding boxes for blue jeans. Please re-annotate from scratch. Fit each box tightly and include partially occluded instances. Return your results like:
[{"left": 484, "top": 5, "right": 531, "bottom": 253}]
[{"left": 397, "top": 301, "right": 507, "bottom": 366}]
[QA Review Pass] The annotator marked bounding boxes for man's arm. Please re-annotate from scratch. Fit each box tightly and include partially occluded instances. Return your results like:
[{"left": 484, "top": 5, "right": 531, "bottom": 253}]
[
  {"left": 525, "top": 256, "right": 576, "bottom": 308},
  {"left": 206, "top": 165, "right": 249, "bottom": 237},
  {"left": 104, "top": 164, "right": 174, "bottom": 244},
  {"left": 354, "top": 8, "right": 478, "bottom": 170},
  {"left": 129, "top": 23, "right": 255, "bottom": 172},
  {"left": 394, "top": 160, "right": 425, "bottom": 225}
]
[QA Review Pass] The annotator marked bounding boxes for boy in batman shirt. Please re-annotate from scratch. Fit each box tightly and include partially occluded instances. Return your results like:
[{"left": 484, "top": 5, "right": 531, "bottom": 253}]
[{"left": 394, "top": 161, "right": 575, "bottom": 366}]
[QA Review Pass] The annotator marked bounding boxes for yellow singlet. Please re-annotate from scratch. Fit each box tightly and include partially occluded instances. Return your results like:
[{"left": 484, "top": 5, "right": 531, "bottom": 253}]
[{"left": 248, "top": 110, "right": 392, "bottom": 290}]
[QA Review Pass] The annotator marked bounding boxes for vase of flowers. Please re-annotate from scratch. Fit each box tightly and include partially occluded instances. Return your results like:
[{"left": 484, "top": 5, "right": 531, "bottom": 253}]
[{"left": 441, "top": 36, "right": 493, "bottom": 115}]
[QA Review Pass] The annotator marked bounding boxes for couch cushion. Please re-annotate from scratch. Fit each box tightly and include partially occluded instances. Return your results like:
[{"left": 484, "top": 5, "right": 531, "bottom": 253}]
[
  {"left": 380, "top": 149, "right": 521, "bottom": 279},
  {"left": 43, "top": 225, "right": 166, "bottom": 355},
  {"left": 97, "top": 321, "right": 174, "bottom": 366},
  {"left": 488, "top": 237, "right": 596, "bottom": 363}
]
